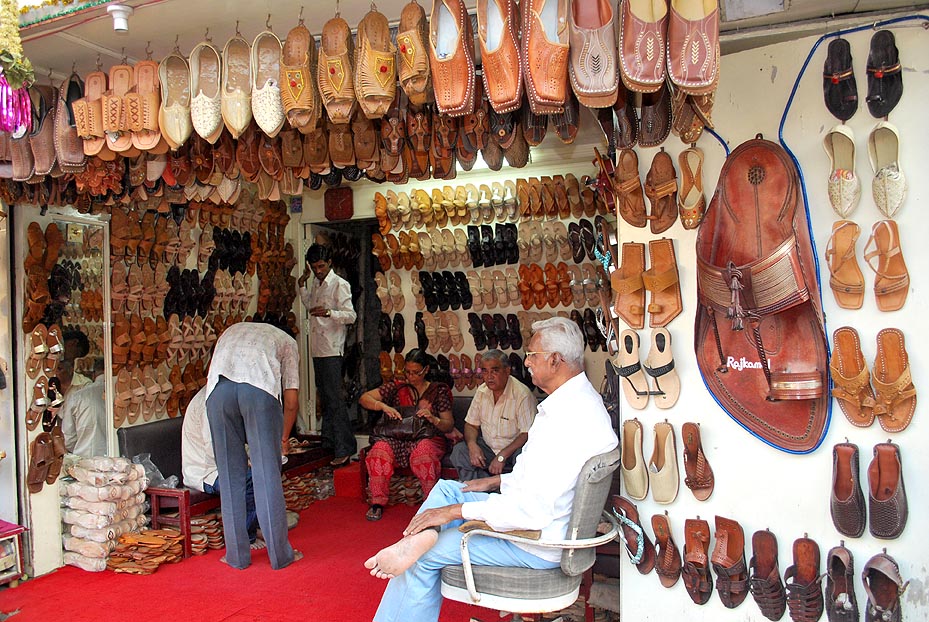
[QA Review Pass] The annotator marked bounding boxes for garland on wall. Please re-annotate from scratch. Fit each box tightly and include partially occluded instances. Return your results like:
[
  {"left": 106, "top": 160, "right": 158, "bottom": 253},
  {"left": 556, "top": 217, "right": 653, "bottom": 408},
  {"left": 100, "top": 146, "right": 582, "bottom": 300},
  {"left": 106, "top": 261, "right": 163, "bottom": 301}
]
[{"left": 0, "top": 0, "right": 34, "bottom": 132}]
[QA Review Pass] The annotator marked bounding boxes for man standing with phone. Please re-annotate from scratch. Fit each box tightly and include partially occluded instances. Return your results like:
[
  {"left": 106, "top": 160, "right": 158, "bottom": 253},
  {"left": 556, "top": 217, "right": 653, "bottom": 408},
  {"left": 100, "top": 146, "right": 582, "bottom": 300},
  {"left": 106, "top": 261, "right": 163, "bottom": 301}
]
[{"left": 298, "top": 243, "right": 357, "bottom": 466}]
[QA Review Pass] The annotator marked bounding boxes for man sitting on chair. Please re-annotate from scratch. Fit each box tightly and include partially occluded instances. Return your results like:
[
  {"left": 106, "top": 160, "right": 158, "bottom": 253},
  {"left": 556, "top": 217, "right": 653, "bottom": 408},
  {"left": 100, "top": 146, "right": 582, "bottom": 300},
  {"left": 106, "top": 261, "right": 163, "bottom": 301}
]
[
  {"left": 449, "top": 349, "right": 536, "bottom": 481},
  {"left": 365, "top": 317, "right": 619, "bottom": 622}
]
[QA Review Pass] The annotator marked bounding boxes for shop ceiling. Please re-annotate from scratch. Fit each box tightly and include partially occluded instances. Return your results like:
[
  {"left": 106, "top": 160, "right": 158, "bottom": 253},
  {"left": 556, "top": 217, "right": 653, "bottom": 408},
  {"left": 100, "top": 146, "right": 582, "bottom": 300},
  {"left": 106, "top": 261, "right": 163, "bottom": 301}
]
[{"left": 20, "top": 0, "right": 929, "bottom": 81}]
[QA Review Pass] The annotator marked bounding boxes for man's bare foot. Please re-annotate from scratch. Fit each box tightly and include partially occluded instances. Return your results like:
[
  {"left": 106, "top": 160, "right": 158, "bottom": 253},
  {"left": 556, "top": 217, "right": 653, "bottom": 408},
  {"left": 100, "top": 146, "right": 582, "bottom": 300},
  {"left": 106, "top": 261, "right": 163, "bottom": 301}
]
[
  {"left": 250, "top": 538, "right": 267, "bottom": 550},
  {"left": 364, "top": 530, "right": 439, "bottom": 579}
]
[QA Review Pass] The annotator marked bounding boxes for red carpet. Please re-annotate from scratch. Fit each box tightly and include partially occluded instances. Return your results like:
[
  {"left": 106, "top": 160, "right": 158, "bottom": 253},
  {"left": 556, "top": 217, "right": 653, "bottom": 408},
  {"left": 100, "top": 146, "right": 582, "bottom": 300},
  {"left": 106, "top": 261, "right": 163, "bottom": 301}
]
[{"left": 0, "top": 497, "right": 499, "bottom": 622}]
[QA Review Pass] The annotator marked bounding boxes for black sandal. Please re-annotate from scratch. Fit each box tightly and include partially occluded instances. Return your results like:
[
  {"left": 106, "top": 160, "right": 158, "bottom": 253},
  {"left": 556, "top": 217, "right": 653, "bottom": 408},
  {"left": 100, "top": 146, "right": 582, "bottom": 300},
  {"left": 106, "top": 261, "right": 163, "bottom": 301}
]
[{"left": 366, "top": 504, "right": 384, "bottom": 522}]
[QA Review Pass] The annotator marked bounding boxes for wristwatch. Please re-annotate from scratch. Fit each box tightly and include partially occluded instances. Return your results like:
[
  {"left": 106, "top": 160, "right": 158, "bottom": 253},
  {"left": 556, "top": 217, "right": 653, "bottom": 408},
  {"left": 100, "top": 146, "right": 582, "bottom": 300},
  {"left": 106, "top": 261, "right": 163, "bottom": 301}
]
[
  {"left": 496, "top": 454, "right": 505, "bottom": 464},
  {"left": 325, "top": 310, "right": 331, "bottom": 317}
]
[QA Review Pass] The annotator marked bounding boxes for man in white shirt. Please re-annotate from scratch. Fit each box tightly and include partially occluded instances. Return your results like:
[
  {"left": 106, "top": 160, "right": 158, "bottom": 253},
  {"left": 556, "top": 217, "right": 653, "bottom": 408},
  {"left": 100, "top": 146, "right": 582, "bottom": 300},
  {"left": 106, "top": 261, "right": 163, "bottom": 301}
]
[
  {"left": 298, "top": 243, "right": 357, "bottom": 466},
  {"left": 365, "top": 317, "right": 619, "bottom": 622},
  {"left": 449, "top": 349, "right": 536, "bottom": 481},
  {"left": 206, "top": 320, "right": 301, "bottom": 570},
  {"left": 182, "top": 386, "right": 261, "bottom": 548},
  {"left": 60, "top": 369, "right": 106, "bottom": 457}
]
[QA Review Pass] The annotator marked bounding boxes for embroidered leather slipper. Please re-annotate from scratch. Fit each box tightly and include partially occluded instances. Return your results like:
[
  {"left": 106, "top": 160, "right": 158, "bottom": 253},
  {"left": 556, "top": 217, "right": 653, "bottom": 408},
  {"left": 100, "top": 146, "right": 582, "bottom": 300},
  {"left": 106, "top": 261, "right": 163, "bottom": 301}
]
[
  {"left": 652, "top": 512, "right": 682, "bottom": 588},
  {"left": 521, "top": 0, "right": 570, "bottom": 115},
  {"left": 866, "top": 30, "right": 903, "bottom": 119},
  {"left": 867, "top": 122, "right": 906, "bottom": 219},
  {"left": 638, "top": 82, "right": 672, "bottom": 148},
  {"left": 822, "top": 125, "right": 860, "bottom": 219},
  {"left": 644, "top": 327, "right": 680, "bottom": 409},
  {"left": 785, "top": 537, "right": 824, "bottom": 622},
  {"left": 749, "top": 529, "right": 787, "bottom": 621},
  {"left": 158, "top": 53, "right": 192, "bottom": 149},
  {"left": 712, "top": 516, "right": 749, "bottom": 609},
  {"left": 863, "top": 219, "right": 908, "bottom": 312},
  {"left": 396, "top": 0, "right": 433, "bottom": 107},
  {"left": 568, "top": 0, "right": 619, "bottom": 108},
  {"left": 830, "top": 326, "right": 876, "bottom": 428},
  {"left": 619, "top": 0, "right": 667, "bottom": 93},
  {"left": 823, "top": 37, "right": 858, "bottom": 122},
  {"left": 682, "top": 517, "right": 713, "bottom": 605},
  {"left": 478, "top": 0, "right": 522, "bottom": 114},
  {"left": 620, "top": 418, "right": 648, "bottom": 500},
  {"left": 221, "top": 34, "right": 252, "bottom": 139},
  {"left": 102, "top": 64, "right": 135, "bottom": 153},
  {"left": 612, "top": 495, "right": 655, "bottom": 575},
  {"left": 189, "top": 42, "right": 223, "bottom": 143},
  {"left": 318, "top": 14, "right": 357, "bottom": 124},
  {"left": 251, "top": 31, "right": 285, "bottom": 137},
  {"left": 644, "top": 148, "right": 678, "bottom": 233},
  {"left": 862, "top": 551, "right": 908, "bottom": 622},
  {"left": 825, "top": 220, "right": 865, "bottom": 310},
  {"left": 678, "top": 146, "right": 706, "bottom": 229},
  {"left": 643, "top": 238, "right": 681, "bottom": 328},
  {"left": 667, "top": 0, "right": 719, "bottom": 95},
  {"left": 871, "top": 328, "right": 916, "bottom": 434},
  {"left": 617, "top": 329, "right": 649, "bottom": 409},
  {"left": 355, "top": 7, "right": 396, "bottom": 119},
  {"left": 280, "top": 23, "right": 321, "bottom": 134},
  {"left": 681, "top": 422, "right": 713, "bottom": 501},
  {"left": 611, "top": 242, "right": 645, "bottom": 329}
]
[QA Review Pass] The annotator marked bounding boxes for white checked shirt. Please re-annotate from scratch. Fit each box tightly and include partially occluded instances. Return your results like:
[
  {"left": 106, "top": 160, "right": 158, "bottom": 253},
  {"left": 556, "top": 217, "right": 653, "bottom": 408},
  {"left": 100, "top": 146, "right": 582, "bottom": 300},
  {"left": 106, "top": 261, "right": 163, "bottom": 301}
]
[
  {"left": 206, "top": 322, "right": 300, "bottom": 402},
  {"left": 299, "top": 269, "right": 356, "bottom": 357},
  {"left": 181, "top": 387, "right": 215, "bottom": 492},
  {"left": 465, "top": 376, "right": 536, "bottom": 455},
  {"left": 461, "top": 372, "right": 619, "bottom": 562}
]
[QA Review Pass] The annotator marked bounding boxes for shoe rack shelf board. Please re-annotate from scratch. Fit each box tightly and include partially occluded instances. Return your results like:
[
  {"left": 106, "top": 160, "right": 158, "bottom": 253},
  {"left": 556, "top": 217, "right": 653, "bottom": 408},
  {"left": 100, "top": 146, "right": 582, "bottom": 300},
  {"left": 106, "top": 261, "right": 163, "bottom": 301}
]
[
  {"left": 611, "top": 22, "right": 929, "bottom": 622},
  {"left": 12, "top": 209, "right": 113, "bottom": 579}
]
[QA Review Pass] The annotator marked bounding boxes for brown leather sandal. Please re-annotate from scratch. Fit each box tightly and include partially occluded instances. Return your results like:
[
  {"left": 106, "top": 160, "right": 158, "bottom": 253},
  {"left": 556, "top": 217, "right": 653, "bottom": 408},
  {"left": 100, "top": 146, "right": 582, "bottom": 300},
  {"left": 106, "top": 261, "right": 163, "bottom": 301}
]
[
  {"left": 615, "top": 148, "right": 647, "bottom": 227},
  {"left": 871, "top": 328, "right": 916, "bottom": 434},
  {"left": 612, "top": 495, "right": 655, "bottom": 575},
  {"left": 652, "top": 512, "right": 682, "bottom": 588},
  {"left": 611, "top": 242, "right": 646, "bottom": 329},
  {"left": 643, "top": 238, "right": 682, "bottom": 328},
  {"left": 749, "top": 529, "right": 787, "bottom": 621},
  {"left": 785, "top": 536, "right": 824, "bottom": 622},
  {"left": 825, "top": 220, "right": 865, "bottom": 310},
  {"left": 830, "top": 326, "right": 876, "bottom": 427},
  {"left": 644, "top": 148, "right": 678, "bottom": 234},
  {"left": 678, "top": 146, "right": 706, "bottom": 229},
  {"left": 711, "top": 516, "right": 749, "bottom": 608},
  {"left": 682, "top": 517, "right": 713, "bottom": 605},
  {"left": 681, "top": 422, "right": 714, "bottom": 501},
  {"left": 863, "top": 219, "right": 908, "bottom": 312},
  {"left": 862, "top": 551, "right": 908, "bottom": 622}
]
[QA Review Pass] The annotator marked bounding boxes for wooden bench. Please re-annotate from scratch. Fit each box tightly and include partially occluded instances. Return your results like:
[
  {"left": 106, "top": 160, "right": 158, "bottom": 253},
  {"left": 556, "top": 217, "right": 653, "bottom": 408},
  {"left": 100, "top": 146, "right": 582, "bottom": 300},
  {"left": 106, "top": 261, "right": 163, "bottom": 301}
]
[{"left": 117, "top": 418, "right": 331, "bottom": 558}]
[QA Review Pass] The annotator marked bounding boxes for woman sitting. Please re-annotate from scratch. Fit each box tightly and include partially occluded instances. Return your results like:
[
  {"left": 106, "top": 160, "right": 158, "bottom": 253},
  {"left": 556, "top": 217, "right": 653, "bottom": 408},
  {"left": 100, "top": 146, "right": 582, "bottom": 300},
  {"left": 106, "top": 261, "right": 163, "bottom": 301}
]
[{"left": 358, "top": 349, "right": 455, "bottom": 521}]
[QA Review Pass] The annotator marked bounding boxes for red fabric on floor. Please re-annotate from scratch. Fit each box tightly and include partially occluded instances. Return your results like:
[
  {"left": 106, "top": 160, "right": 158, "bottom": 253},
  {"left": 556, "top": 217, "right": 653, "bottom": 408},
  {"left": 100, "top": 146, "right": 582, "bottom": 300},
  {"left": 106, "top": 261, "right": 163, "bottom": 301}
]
[{"left": 0, "top": 497, "right": 499, "bottom": 622}]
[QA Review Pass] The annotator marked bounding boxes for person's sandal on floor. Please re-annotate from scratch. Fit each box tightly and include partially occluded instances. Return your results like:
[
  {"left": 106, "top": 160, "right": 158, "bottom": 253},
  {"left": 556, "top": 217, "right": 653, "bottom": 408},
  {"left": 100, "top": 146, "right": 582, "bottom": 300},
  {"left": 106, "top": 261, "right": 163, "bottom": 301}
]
[{"left": 366, "top": 504, "right": 384, "bottom": 521}]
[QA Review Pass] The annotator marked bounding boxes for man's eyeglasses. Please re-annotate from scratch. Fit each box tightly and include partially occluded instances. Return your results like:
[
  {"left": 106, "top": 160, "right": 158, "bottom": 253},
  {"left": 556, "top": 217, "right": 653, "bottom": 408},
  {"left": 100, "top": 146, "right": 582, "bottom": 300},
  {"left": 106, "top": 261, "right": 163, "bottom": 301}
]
[{"left": 524, "top": 351, "right": 553, "bottom": 359}]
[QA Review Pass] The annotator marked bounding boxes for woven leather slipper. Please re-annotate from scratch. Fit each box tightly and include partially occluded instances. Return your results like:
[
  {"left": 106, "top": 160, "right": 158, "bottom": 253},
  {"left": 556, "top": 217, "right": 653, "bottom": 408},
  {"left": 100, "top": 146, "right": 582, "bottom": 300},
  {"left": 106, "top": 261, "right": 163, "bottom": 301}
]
[
  {"left": 652, "top": 512, "right": 682, "bottom": 588},
  {"left": 785, "top": 537, "right": 824, "bottom": 622},
  {"left": 830, "top": 326, "right": 876, "bottom": 428},
  {"left": 682, "top": 422, "right": 713, "bottom": 501},
  {"left": 824, "top": 220, "right": 864, "bottom": 310},
  {"left": 831, "top": 442, "right": 867, "bottom": 538},
  {"left": 825, "top": 543, "right": 859, "bottom": 622},
  {"left": 823, "top": 38, "right": 858, "bottom": 122},
  {"left": 355, "top": 8, "right": 396, "bottom": 119},
  {"left": 866, "top": 30, "right": 903, "bottom": 119},
  {"left": 863, "top": 219, "right": 908, "bottom": 312},
  {"left": 749, "top": 529, "right": 787, "bottom": 621},
  {"left": 872, "top": 328, "right": 916, "bottom": 434}
]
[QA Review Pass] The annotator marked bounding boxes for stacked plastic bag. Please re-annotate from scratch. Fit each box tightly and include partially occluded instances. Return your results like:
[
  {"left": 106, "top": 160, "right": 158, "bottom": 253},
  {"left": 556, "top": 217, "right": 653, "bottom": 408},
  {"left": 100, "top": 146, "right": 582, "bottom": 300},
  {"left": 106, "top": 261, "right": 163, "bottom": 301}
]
[{"left": 59, "top": 456, "right": 149, "bottom": 572}]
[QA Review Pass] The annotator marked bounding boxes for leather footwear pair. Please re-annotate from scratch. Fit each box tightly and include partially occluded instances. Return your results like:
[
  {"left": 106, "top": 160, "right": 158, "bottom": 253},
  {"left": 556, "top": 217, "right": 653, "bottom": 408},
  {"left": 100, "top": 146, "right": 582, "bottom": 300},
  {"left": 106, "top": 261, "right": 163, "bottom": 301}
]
[
  {"left": 222, "top": 35, "right": 252, "bottom": 139},
  {"left": 785, "top": 536, "right": 824, "bottom": 622},
  {"left": 429, "top": 0, "right": 476, "bottom": 116},
  {"left": 280, "top": 22, "right": 322, "bottom": 133},
  {"left": 823, "top": 125, "right": 860, "bottom": 218},
  {"left": 318, "top": 14, "right": 358, "bottom": 124},
  {"left": 825, "top": 543, "right": 858, "bottom": 622},
  {"left": 159, "top": 52, "right": 192, "bottom": 149},
  {"left": 862, "top": 551, "right": 908, "bottom": 622},
  {"left": 567, "top": 0, "right": 618, "bottom": 108},
  {"left": 355, "top": 7, "right": 397, "bottom": 119},
  {"left": 611, "top": 240, "right": 681, "bottom": 330},
  {"left": 711, "top": 516, "right": 749, "bottom": 609},
  {"left": 521, "top": 0, "right": 570, "bottom": 114},
  {"left": 831, "top": 442, "right": 867, "bottom": 538},
  {"left": 252, "top": 31, "right": 285, "bottom": 137},
  {"left": 868, "top": 441, "right": 907, "bottom": 539},
  {"left": 681, "top": 421, "right": 713, "bottom": 501},
  {"left": 614, "top": 328, "right": 679, "bottom": 409},
  {"left": 749, "top": 529, "right": 787, "bottom": 621},
  {"left": 478, "top": 0, "right": 522, "bottom": 114},
  {"left": 396, "top": 0, "right": 433, "bottom": 107},
  {"left": 825, "top": 222, "right": 865, "bottom": 310},
  {"left": 190, "top": 41, "right": 223, "bottom": 144}
]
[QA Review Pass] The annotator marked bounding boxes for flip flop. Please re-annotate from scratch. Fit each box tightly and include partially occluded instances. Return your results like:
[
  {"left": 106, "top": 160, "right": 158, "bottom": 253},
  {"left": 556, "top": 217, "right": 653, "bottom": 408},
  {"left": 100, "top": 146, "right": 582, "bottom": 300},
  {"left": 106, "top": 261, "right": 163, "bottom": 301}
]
[{"left": 366, "top": 504, "right": 384, "bottom": 521}]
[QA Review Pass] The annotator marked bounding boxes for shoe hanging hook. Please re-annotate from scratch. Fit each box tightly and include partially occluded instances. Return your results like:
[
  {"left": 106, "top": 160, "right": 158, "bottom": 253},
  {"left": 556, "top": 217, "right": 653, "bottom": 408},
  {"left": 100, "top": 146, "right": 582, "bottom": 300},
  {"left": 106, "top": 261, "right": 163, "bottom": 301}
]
[
  {"left": 266, "top": 13, "right": 273, "bottom": 30},
  {"left": 174, "top": 34, "right": 180, "bottom": 53},
  {"left": 96, "top": 53, "right": 102, "bottom": 71},
  {"left": 235, "top": 20, "right": 241, "bottom": 36},
  {"left": 298, "top": 5, "right": 304, "bottom": 24},
  {"left": 47, "top": 67, "right": 54, "bottom": 86},
  {"left": 204, "top": 27, "right": 210, "bottom": 42},
  {"left": 121, "top": 47, "right": 127, "bottom": 64},
  {"left": 145, "top": 41, "right": 153, "bottom": 59},
  {"left": 71, "top": 61, "right": 76, "bottom": 74},
  {"left": 335, "top": 0, "right": 340, "bottom": 17}
]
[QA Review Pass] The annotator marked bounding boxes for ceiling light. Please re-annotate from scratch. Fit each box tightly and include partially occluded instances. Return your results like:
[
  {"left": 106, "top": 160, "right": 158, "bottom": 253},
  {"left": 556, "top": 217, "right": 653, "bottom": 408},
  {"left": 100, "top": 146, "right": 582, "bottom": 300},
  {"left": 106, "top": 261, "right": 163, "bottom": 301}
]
[{"left": 107, "top": 4, "right": 134, "bottom": 33}]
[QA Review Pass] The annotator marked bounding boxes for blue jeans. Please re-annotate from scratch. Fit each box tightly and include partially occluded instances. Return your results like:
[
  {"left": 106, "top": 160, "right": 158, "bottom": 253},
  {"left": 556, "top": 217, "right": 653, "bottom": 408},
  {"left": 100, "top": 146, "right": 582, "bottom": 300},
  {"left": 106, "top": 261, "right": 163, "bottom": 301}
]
[
  {"left": 313, "top": 356, "right": 357, "bottom": 459},
  {"left": 203, "top": 468, "right": 258, "bottom": 544},
  {"left": 373, "top": 480, "right": 559, "bottom": 622}
]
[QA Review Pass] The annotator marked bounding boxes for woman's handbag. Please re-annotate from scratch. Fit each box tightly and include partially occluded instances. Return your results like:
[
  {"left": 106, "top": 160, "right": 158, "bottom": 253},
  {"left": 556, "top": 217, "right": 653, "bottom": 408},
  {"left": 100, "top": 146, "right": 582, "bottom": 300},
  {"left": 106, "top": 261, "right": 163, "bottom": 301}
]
[{"left": 371, "top": 384, "right": 437, "bottom": 441}]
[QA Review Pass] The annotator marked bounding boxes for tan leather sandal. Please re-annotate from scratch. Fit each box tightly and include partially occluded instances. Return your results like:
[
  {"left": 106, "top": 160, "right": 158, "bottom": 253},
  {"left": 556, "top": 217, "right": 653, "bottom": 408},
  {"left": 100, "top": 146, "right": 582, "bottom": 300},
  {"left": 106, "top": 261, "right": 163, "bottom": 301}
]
[
  {"left": 611, "top": 241, "right": 646, "bottom": 329},
  {"left": 830, "top": 326, "right": 876, "bottom": 428},
  {"left": 643, "top": 238, "right": 682, "bottom": 328},
  {"left": 677, "top": 146, "right": 706, "bottom": 229},
  {"left": 872, "top": 328, "right": 916, "bottom": 434},
  {"left": 863, "top": 219, "right": 909, "bottom": 312},
  {"left": 396, "top": 0, "right": 433, "bottom": 107},
  {"left": 354, "top": 7, "right": 396, "bottom": 119},
  {"left": 825, "top": 220, "right": 865, "bottom": 310},
  {"left": 644, "top": 148, "right": 678, "bottom": 234}
]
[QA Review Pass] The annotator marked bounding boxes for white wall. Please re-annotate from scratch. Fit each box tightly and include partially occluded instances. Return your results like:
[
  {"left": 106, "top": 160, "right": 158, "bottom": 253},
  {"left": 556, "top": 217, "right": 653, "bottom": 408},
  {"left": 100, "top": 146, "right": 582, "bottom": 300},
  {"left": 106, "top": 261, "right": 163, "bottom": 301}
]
[{"left": 619, "top": 20, "right": 928, "bottom": 621}]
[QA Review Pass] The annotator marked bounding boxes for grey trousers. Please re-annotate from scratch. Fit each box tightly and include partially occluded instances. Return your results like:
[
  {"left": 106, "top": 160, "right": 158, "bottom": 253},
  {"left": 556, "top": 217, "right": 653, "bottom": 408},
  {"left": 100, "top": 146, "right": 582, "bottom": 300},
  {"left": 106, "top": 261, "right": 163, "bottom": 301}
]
[
  {"left": 449, "top": 436, "right": 518, "bottom": 481},
  {"left": 206, "top": 377, "right": 295, "bottom": 570}
]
